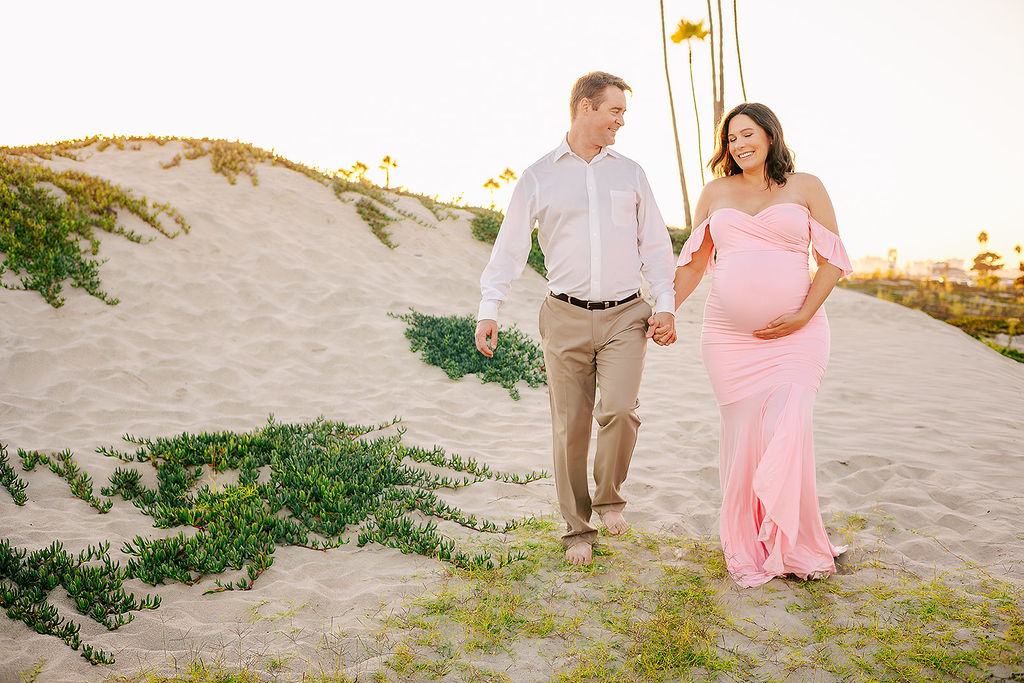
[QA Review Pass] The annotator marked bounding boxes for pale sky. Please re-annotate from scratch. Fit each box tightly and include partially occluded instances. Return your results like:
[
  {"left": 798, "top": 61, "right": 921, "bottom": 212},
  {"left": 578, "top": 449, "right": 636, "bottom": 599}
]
[{"left": 4, "top": 0, "right": 1023, "bottom": 265}]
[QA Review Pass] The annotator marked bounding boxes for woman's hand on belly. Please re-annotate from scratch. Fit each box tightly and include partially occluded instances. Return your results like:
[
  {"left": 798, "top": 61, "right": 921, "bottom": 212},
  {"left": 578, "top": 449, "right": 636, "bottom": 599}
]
[{"left": 752, "top": 311, "right": 811, "bottom": 340}]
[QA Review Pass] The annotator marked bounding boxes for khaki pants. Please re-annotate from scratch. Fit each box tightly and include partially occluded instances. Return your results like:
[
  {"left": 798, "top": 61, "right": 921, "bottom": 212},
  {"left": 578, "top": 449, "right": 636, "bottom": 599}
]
[{"left": 538, "top": 294, "right": 651, "bottom": 547}]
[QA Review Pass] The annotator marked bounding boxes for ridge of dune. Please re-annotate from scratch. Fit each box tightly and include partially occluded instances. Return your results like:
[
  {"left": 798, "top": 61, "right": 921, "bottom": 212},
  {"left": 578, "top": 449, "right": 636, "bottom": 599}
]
[{"left": 2, "top": 140, "right": 1023, "bottom": 681}]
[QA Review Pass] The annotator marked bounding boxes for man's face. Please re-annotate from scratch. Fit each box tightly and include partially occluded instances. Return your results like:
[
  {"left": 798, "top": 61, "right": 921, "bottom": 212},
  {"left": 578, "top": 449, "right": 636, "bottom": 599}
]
[{"left": 581, "top": 86, "right": 627, "bottom": 148}]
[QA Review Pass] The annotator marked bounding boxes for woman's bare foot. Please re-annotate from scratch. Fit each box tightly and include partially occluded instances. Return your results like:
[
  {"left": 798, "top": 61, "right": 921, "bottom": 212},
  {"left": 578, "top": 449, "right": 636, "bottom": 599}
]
[
  {"left": 565, "top": 542, "right": 593, "bottom": 566},
  {"left": 599, "top": 510, "right": 629, "bottom": 536}
]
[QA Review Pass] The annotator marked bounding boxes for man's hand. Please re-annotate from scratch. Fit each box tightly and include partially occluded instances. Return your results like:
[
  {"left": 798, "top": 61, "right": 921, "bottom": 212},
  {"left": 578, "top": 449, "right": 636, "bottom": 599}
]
[
  {"left": 646, "top": 312, "right": 677, "bottom": 346},
  {"left": 475, "top": 319, "right": 499, "bottom": 357}
]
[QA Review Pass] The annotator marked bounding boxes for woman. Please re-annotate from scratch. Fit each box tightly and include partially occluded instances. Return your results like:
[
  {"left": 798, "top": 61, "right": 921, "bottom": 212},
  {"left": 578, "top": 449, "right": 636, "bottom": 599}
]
[{"left": 672, "top": 103, "right": 852, "bottom": 587}]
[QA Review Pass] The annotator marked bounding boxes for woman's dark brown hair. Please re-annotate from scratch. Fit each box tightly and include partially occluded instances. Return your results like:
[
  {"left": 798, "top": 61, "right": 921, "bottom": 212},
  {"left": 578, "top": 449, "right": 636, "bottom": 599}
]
[{"left": 709, "top": 103, "right": 795, "bottom": 186}]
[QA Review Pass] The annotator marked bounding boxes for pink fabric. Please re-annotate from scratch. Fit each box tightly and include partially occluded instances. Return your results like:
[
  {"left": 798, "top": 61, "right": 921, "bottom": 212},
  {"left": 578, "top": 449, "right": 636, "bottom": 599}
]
[{"left": 680, "top": 203, "right": 849, "bottom": 587}]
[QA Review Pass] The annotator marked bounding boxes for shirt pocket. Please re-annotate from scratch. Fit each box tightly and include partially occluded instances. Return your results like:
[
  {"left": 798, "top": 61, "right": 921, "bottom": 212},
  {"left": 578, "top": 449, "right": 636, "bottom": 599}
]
[{"left": 609, "top": 190, "right": 637, "bottom": 229}]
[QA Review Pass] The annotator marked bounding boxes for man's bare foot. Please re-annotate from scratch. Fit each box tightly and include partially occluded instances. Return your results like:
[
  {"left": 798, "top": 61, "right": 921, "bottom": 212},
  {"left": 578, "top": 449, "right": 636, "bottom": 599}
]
[
  {"left": 565, "top": 542, "right": 593, "bottom": 566},
  {"left": 599, "top": 510, "right": 629, "bottom": 536}
]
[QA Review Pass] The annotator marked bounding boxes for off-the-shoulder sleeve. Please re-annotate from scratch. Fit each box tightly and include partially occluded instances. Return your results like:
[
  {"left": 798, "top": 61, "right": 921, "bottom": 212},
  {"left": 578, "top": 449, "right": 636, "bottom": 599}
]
[
  {"left": 808, "top": 213, "right": 853, "bottom": 277},
  {"left": 675, "top": 215, "right": 714, "bottom": 275}
]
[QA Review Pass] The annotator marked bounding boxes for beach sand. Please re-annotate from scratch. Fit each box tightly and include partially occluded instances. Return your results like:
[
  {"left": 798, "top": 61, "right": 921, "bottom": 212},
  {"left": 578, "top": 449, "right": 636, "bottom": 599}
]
[{"left": 2, "top": 142, "right": 1023, "bottom": 681}]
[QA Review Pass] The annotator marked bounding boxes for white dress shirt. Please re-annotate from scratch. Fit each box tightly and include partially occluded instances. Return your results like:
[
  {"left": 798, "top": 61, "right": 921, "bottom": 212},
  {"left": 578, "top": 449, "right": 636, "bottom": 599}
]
[{"left": 477, "top": 137, "right": 676, "bottom": 322}]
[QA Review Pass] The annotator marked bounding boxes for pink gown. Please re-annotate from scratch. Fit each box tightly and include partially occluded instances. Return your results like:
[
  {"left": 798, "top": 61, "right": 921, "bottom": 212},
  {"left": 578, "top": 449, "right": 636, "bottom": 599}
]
[{"left": 676, "top": 202, "right": 853, "bottom": 587}]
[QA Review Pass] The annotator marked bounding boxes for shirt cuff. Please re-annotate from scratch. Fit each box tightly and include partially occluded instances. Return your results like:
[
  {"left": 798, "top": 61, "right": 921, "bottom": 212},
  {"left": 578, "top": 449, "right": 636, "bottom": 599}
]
[
  {"left": 653, "top": 292, "right": 675, "bottom": 315},
  {"left": 477, "top": 300, "right": 501, "bottom": 322}
]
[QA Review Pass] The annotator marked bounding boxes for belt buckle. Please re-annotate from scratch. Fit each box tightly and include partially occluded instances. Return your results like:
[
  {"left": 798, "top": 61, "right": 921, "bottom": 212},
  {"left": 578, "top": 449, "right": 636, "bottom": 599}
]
[{"left": 587, "top": 300, "right": 605, "bottom": 310}]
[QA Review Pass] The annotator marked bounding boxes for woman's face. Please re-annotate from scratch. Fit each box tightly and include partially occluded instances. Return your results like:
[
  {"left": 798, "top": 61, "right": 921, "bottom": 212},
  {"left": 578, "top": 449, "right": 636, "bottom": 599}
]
[{"left": 727, "top": 114, "right": 771, "bottom": 172}]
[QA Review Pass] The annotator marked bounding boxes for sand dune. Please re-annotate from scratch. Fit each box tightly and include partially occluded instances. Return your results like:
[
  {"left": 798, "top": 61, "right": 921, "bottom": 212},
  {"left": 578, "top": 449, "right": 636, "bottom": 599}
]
[{"left": 2, "top": 142, "right": 1023, "bottom": 681}]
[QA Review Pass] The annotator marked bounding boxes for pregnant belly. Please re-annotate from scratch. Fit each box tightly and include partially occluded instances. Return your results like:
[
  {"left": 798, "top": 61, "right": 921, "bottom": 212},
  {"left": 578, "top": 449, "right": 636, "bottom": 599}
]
[{"left": 708, "top": 252, "right": 811, "bottom": 332}]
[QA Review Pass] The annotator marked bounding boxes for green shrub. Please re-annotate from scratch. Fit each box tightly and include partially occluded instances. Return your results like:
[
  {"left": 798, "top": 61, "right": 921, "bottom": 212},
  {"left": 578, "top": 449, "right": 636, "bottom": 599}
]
[
  {"left": 668, "top": 226, "right": 692, "bottom": 255},
  {"left": 469, "top": 209, "right": 546, "bottom": 277},
  {"left": 391, "top": 309, "right": 546, "bottom": 400}
]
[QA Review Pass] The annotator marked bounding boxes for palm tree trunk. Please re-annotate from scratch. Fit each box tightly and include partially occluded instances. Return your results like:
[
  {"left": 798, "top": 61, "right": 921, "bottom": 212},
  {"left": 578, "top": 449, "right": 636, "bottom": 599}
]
[
  {"left": 706, "top": 0, "right": 725, "bottom": 132},
  {"left": 716, "top": 0, "right": 725, "bottom": 127},
  {"left": 660, "top": 0, "right": 692, "bottom": 228},
  {"left": 689, "top": 45, "right": 705, "bottom": 184},
  {"left": 706, "top": 0, "right": 718, "bottom": 130},
  {"left": 733, "top": 0, "right": 747, "bottom": 101}
]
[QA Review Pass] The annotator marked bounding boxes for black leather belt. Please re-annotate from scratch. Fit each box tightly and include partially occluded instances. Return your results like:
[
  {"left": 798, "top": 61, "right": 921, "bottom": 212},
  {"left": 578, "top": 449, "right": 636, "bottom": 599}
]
[{"left": 550, "top": 291, "right": 640, "bottom": 310}]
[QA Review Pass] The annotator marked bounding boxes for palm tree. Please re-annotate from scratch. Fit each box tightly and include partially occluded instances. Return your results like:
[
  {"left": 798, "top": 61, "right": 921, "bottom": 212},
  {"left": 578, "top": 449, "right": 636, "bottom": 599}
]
[
  {"left": 379, "top": 155, "right": 397, "bottom": 188},
  {"left": 978, "top": 230, "right": 989, "bottom": 248},
  {"left": 660, "top": 0, "right": 692, "bottom": 228},
  {"left": 706, "top": 0, "right": 726, "bottom": 131},
  {"left": 733, "top": 0, "right": 747, "bottom": 101},
  {"left": 499, "top": 168, "right": 518, "bottom": 185},
  {"left": 483, "top": 177, "right": 500, "bottom": 208},
  {"left": 671, "top": 19, "right": 710, "bottom": 184}
]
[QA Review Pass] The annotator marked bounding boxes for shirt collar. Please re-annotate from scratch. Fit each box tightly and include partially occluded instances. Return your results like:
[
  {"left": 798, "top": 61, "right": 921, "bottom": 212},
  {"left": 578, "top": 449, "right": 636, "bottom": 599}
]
[{"left": 552, "top": 135, "right": 622, "bottom": 163}]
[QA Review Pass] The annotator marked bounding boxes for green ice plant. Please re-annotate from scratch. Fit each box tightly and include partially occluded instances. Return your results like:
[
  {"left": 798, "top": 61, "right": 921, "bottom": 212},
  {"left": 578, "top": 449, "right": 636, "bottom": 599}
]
[
  {"left": 353, "top": 197, "right": 398, "bottom": 248},
  {"left": 390, "top": 309, "right": 547, "bottom": 400},
  {"left": 0, "top": 153, "right": 189, "bottom": 307},
  {"left": 2, "top": 417, "right": 545, "bottom": 663},
  {"left": 0, "top": 538, "right": 160, "bottom": 665},
  {"left": 98, "top": 416, "right": 546, "bottom": 592},
  {"left": 19, "top": 448, "right": 112, "bottom": 513},
  {"left": 332, "top": 179, "right": 439, "bottom": 247},
  {"left": 0, "top": 444, "right": 29, "bottom": 505}
]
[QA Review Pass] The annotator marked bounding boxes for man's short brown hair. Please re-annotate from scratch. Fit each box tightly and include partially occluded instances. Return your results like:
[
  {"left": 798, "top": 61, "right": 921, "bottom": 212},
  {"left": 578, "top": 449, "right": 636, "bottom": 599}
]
[{"left": 570, "top": 71, "right": 631, "bottom": 121}]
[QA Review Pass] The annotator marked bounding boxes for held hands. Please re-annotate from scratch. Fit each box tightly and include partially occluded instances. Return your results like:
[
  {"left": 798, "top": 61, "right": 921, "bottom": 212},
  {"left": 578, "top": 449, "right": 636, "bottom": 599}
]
[
  {"left": 753, "top": 312, "right": 810, "bottom": 340},
  {"left": 646, "top": 312, "right": 677, "bottom": 346},
  {"left": 475, "top": 319, "right": 499, "bottom": 357}
]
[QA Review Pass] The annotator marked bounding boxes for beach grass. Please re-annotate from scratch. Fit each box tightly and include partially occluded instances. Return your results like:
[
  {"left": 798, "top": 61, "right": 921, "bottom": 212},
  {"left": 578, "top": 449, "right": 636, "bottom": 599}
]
[
  {"left": 90, "top": 512, "right": 1024, "bottom": 681},
  {"left": 365, "top": 515, "right": 1024, "bottom": 682}
]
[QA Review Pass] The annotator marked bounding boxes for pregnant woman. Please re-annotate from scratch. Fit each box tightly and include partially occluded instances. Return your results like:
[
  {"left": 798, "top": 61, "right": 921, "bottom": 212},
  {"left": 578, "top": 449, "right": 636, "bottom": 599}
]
[{"left": 671, "top": 103, "right": 853, "bottom": 587}]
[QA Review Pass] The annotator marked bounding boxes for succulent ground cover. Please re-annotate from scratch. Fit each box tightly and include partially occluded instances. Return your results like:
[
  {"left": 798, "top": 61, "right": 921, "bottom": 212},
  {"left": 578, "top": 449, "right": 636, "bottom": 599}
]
[
  {"left": 0, "top": 148, "right": 189, "bottom": 306},
  {"left": 1, "top": 417, "right": 545, "bottom": 665},
  {"left": 391, "top": 309, "right": 547, "bottom": 400},
  {"left": 20, "top": 447, "right": 112, "bottom": 513},
  {"left": 0, "top": 444, "right": 29, "bottom": 505},
  {"left": 1, "top": 538, "right": 160, "bottom": 664},
  {"left": 1, "top": 136, "right": 476, "bottom": 303}
]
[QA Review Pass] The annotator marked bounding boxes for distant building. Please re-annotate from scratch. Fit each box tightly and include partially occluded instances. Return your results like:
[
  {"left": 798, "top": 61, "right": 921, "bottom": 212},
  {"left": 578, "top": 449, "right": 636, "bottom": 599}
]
[
  {"left": 930, "top": 259, "right": 972, "bottom": 283},
  {"left": 852, "top": 255, "right": 891, "bottom": 275},
  {"left": 903, "top": 260, "right": 933, "bottom": 278}
]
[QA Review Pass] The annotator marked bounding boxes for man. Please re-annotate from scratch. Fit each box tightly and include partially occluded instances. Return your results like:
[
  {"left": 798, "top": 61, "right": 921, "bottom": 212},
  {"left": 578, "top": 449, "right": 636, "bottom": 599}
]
[{"left": 474, "top": 72, "right": 678, "bottom": 566}]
